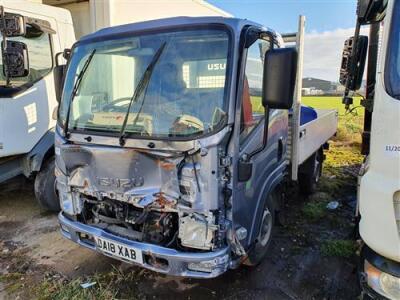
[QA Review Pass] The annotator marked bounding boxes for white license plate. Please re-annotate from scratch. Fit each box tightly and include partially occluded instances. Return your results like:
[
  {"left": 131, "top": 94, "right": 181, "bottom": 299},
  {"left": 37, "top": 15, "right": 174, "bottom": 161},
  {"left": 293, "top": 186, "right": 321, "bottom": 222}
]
[{"left": 94, "top": 237, "right": 143, "bottom": 264}]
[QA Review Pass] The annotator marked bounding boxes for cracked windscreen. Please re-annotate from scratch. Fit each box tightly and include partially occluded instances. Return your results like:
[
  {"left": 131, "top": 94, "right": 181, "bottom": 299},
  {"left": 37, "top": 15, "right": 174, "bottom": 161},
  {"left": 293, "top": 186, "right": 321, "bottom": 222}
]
[{"left": 59, "top": 28, "right": 230, "bottom": 139}]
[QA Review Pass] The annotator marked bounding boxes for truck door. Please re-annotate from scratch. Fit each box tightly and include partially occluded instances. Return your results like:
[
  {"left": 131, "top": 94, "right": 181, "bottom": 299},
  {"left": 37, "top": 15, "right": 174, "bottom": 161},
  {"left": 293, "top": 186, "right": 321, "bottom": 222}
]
[
  {"left": 233, "top": 37, "right": 288, "bottom": 247},
  {"left": 0, "top": 8, "right": 59, "bottom": 157}
]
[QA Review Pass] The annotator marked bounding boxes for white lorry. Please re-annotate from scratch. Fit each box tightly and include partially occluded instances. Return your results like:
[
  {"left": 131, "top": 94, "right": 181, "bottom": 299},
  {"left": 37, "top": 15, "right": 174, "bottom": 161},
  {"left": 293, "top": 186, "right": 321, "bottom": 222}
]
[
  {"left": 339, "top": 0, "right": 400, "bottom": 298},
  {"left": 0, "top": 1, "right": 75, "bottom": 210}
]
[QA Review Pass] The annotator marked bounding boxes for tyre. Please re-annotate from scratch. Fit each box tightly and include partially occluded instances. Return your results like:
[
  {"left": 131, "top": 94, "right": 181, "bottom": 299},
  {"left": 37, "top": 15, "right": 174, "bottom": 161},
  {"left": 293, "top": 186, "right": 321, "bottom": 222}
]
[
  {"left": 34, "top": 156, "right": 60, "bottom": 212},
  {"left": 244, "top": 193, "right": 276, "bottom": 266},
  {"left": 298, "top": 149, "right": 323, "bottom": 195}
]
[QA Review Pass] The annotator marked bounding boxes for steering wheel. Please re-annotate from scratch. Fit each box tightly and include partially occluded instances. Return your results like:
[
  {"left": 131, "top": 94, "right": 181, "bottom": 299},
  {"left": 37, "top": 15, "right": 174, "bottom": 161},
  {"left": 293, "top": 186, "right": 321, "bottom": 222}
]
[{"left": 102, "top": 97, "right": 132, "bottom": 112}]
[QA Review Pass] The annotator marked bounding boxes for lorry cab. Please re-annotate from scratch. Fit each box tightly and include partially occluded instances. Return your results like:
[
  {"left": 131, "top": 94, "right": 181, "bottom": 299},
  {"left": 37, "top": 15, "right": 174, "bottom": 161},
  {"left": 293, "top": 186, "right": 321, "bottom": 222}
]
[
  {"left": 56, "top": 16, "right": 337, "bottom": 277},
  {"left": 0, "top": 1, "right": 75, "bottom": 209},
  {"left": 339, "top": 0, "right": 400, "bottom": 298}
]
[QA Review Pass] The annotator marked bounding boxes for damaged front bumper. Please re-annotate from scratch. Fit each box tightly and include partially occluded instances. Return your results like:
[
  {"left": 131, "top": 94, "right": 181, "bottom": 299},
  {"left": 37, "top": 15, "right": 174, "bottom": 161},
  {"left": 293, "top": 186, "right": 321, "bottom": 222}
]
[{"left": 59, "top": 212, "right": 231, "bottom": 278}]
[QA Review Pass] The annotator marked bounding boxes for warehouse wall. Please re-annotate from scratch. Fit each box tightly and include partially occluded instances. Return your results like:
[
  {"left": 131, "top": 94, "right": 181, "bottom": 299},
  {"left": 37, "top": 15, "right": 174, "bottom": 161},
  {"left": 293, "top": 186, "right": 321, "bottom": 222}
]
[
  {"left": 109, "top": 0, "right": 231, "bottom": 27},
  {"left": 40, "top": 0, "right": 231, "bottom": 39}
]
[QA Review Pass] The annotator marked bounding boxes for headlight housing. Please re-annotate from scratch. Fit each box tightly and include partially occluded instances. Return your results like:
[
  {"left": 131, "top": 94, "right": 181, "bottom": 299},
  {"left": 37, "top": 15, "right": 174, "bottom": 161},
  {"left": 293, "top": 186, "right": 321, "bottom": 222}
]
[
  {"left": 179, "top": 163, "right": 202, "bottom": 208},
  {"left": 365, "top": 260, "right": 400, "bottom": 299}
]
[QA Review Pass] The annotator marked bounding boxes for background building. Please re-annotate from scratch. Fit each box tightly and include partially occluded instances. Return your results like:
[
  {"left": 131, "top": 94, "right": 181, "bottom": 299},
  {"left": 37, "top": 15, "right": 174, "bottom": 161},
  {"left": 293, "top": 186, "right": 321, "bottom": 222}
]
[{"left": 302, "top": 77, "right": 344, "bottom": 96}]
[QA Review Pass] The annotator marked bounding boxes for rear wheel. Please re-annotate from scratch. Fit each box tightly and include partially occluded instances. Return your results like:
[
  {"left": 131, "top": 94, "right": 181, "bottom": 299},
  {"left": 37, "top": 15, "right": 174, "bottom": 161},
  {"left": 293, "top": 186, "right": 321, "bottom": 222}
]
[
  {"left": 244, "top": 193, "right": 276, "bottom": 266},
  {"left": 34, "top": 157, "right": 60, "bottom": 212},
  {"left": 298, "top": 149, "right": 323, "bottom": 195}
]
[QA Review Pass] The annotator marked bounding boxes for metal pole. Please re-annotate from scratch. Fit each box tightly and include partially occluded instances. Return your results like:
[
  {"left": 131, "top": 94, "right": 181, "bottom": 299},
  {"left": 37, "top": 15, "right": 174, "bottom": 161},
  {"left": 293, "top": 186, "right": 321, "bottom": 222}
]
[{"left": 291, "top": 15, "right": 306, "bottom": 181}]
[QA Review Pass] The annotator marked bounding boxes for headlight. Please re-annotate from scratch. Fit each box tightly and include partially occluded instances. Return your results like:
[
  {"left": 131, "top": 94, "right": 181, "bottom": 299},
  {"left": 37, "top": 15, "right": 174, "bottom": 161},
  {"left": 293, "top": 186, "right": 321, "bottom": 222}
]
[
  {"left": 179, "top": 214, "right": 217, "bottom": 250},
  {"left": 58, "top": 181, "right": 82, "bottom": 216},
  {"left": 60, "top": 191, "right": 74, "bottom": 215},
  {"left": 179, "top": 163, "right": 201, "bottom": 207},
  {"left": 365, "top": 260, "right": 400, "bottom": 299}
]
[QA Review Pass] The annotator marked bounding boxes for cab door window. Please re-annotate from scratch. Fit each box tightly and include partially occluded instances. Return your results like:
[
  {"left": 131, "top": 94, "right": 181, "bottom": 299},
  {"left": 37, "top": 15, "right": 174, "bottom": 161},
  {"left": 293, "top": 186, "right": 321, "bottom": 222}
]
[
  {"left": 240, "top": 38, "right": 272, "bottom": 142},
  {"left": 0, "top": 26, "right": 53, "bottom": 88}
]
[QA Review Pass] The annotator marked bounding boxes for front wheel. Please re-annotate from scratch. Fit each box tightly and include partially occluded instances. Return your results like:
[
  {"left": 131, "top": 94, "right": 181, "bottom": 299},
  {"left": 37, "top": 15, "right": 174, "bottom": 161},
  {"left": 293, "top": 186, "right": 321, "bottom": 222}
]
[
  {"left": 34, "top": 157, "right": 60, "bottom": 212},
  {"left": 243, "top": 193, "right": 276, "bottom": 266}
]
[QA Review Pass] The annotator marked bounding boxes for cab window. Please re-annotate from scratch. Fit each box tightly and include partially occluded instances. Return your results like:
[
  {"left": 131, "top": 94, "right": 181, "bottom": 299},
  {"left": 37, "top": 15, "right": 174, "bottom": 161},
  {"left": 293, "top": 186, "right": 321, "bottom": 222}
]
[
  {"left": 385, "top": 0, "right": 400, "bottom": 100},
  {"left": 0, "top": 26, "right": 53, "bottom": 88},
  {"left": 240, "top": 38, "right": 272, "bottom": 142}
]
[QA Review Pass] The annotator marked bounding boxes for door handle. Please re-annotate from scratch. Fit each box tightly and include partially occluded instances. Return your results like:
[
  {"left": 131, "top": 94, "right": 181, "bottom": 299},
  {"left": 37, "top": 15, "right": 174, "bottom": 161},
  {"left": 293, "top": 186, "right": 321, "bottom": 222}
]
[{"left": 278, "top": 137, "right": 284, "bottom": 161}]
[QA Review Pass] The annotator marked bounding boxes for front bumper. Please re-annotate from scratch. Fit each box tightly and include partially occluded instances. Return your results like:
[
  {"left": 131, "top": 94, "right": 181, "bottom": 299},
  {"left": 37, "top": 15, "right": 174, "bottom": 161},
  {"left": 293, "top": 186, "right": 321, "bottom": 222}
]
[{"left": 58, "top": 212, "right": 231, "bottom": 278}]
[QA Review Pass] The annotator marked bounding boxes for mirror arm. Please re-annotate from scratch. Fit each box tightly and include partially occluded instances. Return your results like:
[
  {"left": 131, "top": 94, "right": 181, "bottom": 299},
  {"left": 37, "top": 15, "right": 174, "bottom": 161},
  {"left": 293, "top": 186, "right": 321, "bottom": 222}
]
[{"left": 242, "top": 106, "right": 270, "bottom": 162}]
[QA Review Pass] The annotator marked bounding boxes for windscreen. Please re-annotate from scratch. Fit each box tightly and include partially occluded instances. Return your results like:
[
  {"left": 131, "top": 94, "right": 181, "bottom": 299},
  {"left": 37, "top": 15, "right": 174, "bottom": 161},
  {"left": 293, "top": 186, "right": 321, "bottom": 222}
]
[
  {"left": 386, "top": 0, "right": 400, "bottom": 100},
  {"left": 59, "top": 28, "right": 230, "bottom": 139}
]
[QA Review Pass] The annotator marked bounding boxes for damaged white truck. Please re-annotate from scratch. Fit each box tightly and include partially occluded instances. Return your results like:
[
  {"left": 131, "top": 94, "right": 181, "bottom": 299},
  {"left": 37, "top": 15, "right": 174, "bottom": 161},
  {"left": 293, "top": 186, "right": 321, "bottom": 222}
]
[{"left": 54, "top": 16, "right": 337, "bottom": 277}]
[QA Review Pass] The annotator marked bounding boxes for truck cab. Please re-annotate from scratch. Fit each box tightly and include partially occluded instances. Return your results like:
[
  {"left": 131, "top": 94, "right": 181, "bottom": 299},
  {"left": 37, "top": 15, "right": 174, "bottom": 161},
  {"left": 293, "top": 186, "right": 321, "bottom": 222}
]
[
  {"left": 340, "top": 0, "right": 400, "bottom": 298},
  {"left": 0, "top": 1, "right": 75, "bottom": 210},
  {"left": 56, "top": 16, "right": 337, "bottom": 277}
]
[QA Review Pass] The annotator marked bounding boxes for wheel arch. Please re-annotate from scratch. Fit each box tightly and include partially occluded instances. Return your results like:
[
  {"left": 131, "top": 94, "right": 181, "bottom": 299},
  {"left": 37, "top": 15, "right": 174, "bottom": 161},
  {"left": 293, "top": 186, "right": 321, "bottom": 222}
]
[
  {"left": 22, "top": 128, "right": 55, "bottom": 177},
  {"left": 247, "top": 161, "right": 286, "bottom": 245}
]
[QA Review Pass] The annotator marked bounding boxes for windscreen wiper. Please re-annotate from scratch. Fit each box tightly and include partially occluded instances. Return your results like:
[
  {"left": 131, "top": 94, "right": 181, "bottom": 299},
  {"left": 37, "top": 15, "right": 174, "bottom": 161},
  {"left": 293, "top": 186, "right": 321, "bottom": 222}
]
[
  {"left": 64, "top": 49, "right": 96, "bottom": 138},
  {"left": 118, "top": 42, "right": 167, "bottom": 146}
]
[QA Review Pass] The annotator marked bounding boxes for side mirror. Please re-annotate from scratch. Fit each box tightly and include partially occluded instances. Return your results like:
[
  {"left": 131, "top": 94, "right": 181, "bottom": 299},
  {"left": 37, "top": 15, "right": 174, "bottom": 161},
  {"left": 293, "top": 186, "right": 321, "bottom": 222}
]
[
  {"left": 54, "top": 65, "right": 65, "bottom": 103},
  {"left": 0, "top": 12, "right": 26, "bottom": 37},
  {"left": 357, "top": 0, "right": 387, "bottom": 25},
  {"left": 54, "top": 52, "right": 67, "bottom": 102},
  {"left": 339, "top": 36, "right": 368, "bottom": 91},
  {"left": 262, "top": 48, "right": 297, "bottom": 109},
  {"left": 1, "top": 40, "right": 29, "bottom": 78}
]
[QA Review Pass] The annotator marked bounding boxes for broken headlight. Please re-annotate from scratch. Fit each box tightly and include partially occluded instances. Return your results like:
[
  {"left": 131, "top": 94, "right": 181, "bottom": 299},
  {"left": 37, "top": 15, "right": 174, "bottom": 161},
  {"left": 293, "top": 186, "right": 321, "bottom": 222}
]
[
  {"left": 179, "top": 163, "right": 201, "bottom": 208},
  {"left": 57, "top": 178, "right": 83, "bottom": 216},
  {"left": 178, "top": 213, "right": 217, "bottom": 250}
]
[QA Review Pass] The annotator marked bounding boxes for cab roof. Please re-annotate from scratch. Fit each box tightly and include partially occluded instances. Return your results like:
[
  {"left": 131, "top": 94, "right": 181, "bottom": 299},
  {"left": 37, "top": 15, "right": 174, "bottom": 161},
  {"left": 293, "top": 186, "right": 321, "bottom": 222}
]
[{"left": 78, "top": 16, "right": 279, "bottom": 44}]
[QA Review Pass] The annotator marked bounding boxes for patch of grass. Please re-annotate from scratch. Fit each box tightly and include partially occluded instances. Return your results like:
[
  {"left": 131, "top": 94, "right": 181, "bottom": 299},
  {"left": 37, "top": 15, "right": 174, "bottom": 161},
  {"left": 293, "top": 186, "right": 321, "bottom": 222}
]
[
  {"left": 301, "top": 96, "right": 362, "bottom": 115},
  {"left": 36, "top": 278, "right": 115, "bottom": 300},
  {"left": 302, "top": 201, "right": 327, "bottom": 221},
  {"left": 0, "top": 272, "right": 24, "bottom": 282},
  {"left": 0, "top": 273, "right": 25, "bottom": 294},
  {"left": 321, "top": 239, "right": 356, "bottom": 258},
  {"left": 35, "top": 268, "right": 140, "bottom": 300}
]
